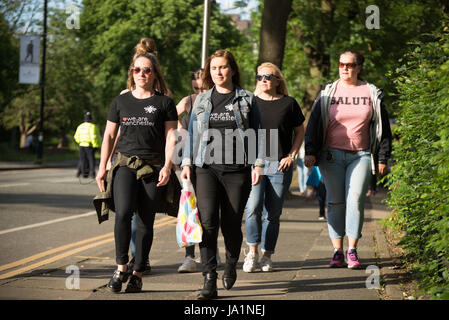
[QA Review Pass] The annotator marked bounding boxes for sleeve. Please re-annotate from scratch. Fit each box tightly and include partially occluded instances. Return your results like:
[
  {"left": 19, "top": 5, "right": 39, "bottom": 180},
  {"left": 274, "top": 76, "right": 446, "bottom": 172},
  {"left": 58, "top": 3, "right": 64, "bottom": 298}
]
[
  {"left": 290, "top": 97, "right": 305, "bottom": 128},
  {"left": 305, "top": 92, "right": 324, "bottom": 158},
  {"left": 377, "top": 97, "right": 392, "bottom": 164},
  {"left": 92, "top": 124, "right": 102, "bottom": 148},
  {"left": 107, "top": 98, "right": 120, "bottom": 123},
  {"left": 74, "top": 125, "right": 80, "bottom": 144},
  {"left": 164, "top": 98, "right": 179, "bottom": 122},
  {"left": 181, "top": 96, "right": 200, "bottom": 168},
  {"left": 248, "top": 95, "right": 265, "bottom": 167}
]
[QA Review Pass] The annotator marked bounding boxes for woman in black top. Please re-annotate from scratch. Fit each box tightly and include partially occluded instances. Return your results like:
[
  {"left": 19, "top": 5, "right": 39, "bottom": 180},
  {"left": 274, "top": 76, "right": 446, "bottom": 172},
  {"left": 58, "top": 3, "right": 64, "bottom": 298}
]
[
  {"left": 96, "top": 52, "right": 178, "bottom": 293},
  {"left": 181, "top": 49, "right": 264, "bottom": 299},
  {"left": 243, "top": 62, "right": 305, "bottom": 273}
]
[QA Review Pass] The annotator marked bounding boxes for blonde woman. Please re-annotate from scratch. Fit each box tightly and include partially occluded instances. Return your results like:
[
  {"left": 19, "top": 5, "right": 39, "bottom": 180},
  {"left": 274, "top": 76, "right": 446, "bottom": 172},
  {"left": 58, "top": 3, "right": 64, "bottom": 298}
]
[{"left": 243, "top": 62, "right": 305, "bottom": 273}]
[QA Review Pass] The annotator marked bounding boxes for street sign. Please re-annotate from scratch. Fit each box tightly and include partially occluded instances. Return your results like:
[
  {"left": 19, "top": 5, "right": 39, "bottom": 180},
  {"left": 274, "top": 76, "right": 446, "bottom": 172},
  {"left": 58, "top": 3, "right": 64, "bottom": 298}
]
[{"left": 19, "top": 35, "right": 40, "bottom": 84}]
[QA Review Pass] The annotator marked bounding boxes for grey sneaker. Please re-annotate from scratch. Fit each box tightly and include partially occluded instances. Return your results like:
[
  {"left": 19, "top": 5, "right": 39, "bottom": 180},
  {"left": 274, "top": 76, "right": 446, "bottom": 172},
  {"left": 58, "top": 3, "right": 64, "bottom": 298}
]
[
  {"left": 260, "top": 256, "right": 273, "bottom": 272},
  {"left": 178, "top": 256, "right": 197, "bottom": 273}
]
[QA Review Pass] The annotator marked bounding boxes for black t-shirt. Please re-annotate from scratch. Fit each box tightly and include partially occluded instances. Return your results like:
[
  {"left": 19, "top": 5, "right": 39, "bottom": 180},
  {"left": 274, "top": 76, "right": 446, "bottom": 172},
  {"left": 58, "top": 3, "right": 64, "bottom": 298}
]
[
  {"left": 256, "top": 95, "right": 305, "bottom": 161},
  {"left": 107, "top": 91, "right": 178, "bottom": 160},
  {"left": 206, "top": 88, "right": 245, "bottom": 171}
]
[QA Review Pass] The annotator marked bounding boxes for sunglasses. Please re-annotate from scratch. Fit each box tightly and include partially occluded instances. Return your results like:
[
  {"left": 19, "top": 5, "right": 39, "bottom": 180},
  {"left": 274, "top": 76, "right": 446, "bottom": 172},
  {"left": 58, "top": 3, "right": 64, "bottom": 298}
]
[
  {"left": 338, "top": 62, "right": 357, "bottom": 69},
  {"left": 256, "top": 74, "right": 276, "bottom": 81},
  {"left": 132, "top": 67, "right": 152, "bottom": 75}
]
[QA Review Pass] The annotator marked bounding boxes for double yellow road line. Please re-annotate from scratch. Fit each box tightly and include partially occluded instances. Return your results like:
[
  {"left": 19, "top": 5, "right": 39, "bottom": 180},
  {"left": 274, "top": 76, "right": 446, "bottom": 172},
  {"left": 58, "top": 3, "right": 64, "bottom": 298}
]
[{"left": 0, "top": 215, "right": 176, "bottom": 280}]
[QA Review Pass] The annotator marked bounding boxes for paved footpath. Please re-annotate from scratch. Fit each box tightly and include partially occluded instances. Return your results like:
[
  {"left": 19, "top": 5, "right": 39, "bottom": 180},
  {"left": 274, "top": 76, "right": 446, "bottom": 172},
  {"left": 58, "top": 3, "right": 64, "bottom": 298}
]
[{"left": 0, "top": 182, "right": 403, "bottom": 302}]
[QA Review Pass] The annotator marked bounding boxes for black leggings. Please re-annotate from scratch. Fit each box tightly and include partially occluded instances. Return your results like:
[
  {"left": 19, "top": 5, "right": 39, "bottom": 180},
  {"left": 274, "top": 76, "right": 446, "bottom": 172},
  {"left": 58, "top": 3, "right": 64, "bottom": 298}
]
[
  {"left": 113, "top": 166, "right": 160, "bottom": 272},
  {"left": 193, "top": 166, "right": 251, "bottom": 274}
]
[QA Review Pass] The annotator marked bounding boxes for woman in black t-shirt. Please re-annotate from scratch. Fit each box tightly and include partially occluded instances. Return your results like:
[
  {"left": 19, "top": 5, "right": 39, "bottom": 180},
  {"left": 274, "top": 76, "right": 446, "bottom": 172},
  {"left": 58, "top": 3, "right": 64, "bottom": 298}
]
[
  {"left": 181, "top": 50, "right": 264, "bottom": 300},
  {"left": 96, "top": 52, "right": 178, "bottom": 293},
  {"left": 243, "top": 62, "right": 305, "bottom": 273}
]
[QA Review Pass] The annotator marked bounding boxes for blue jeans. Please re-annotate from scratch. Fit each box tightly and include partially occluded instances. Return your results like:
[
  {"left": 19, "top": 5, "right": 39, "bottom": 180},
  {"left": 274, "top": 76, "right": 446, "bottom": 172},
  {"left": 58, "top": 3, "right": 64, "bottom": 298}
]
[
  {"left": 296, "top": 158, "right": 308, "bottom": 192},
  {"left": 318, "top": 147, "right": 371, "bottom": 240},
  {"left": 245, "top": 161, "right": 293, "bottom": 254}
]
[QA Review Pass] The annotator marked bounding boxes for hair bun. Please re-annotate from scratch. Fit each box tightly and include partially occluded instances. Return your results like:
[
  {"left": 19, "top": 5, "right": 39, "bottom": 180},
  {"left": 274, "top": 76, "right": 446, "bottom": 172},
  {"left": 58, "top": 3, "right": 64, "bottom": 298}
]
[{"left": 135, "top": 38, "right": 157, "bottom": 55}]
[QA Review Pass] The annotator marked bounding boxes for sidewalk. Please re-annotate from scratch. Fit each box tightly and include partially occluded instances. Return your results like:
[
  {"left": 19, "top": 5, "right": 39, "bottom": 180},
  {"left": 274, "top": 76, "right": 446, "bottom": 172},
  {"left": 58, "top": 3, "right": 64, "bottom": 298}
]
[{"left": 0, "top": 176, "right": 406, "bottom": 301}]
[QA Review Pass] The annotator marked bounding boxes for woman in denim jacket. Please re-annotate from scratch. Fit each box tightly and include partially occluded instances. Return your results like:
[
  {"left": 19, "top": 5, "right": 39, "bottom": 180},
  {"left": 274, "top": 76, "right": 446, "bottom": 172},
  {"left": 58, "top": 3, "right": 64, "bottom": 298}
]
[{"left": 181, "top": 49, "right": 264, "bottom": 299}]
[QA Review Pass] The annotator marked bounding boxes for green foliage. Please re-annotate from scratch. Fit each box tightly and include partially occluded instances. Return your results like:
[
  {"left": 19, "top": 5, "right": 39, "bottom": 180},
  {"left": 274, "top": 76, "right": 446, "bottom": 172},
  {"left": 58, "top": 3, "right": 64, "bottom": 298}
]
[
  {"left": 386, "top": 21, "right": 449, "bottom": 299},
  {"left": 285, "top": 0, "right": 445, "bottom": 114},
  {"left": 0, "top": 12, "right": 20, "bottom": 114},
  {"left": 80, "top": 0, "right": 246, "bottom": 115}
]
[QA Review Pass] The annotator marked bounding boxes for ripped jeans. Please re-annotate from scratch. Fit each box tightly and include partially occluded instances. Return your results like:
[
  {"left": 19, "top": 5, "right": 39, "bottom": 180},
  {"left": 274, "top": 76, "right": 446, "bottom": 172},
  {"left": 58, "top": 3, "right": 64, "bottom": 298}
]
[{"left": 318, "top": 147, "right": 371, "bottom": 239}]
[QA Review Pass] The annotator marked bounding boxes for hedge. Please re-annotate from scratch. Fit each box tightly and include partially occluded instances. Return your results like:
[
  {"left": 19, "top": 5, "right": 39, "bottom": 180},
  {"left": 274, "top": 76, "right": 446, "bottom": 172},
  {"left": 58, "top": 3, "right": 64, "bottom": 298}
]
[{"left": 385, "top": 22, "right": 449, "bottom": 299}]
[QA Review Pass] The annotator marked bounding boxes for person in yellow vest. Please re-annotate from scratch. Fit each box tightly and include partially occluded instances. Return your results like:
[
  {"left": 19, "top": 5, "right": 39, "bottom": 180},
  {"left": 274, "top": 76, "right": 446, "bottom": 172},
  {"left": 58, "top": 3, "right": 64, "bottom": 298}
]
[{"left": 74, "top": 112, "right": 101, "bottom": 178}]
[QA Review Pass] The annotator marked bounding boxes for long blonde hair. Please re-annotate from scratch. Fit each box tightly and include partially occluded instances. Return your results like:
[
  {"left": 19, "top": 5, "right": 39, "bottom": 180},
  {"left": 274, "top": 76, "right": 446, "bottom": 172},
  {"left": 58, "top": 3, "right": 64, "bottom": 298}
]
[{"left": 254, "top": 62, "right": 289, "bottom": 96}]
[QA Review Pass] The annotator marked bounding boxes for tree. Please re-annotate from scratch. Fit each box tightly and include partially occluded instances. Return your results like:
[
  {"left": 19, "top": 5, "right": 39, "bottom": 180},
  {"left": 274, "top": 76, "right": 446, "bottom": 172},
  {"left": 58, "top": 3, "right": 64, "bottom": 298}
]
[
  {"left": 257, "top": 0, "right": 292, "bottom": 69},
  {"left": 284, "top": 0, "right": 446, "bottom": 116},
  {"left": 80, "top": 0, "right": 245, "bottom": 113}
]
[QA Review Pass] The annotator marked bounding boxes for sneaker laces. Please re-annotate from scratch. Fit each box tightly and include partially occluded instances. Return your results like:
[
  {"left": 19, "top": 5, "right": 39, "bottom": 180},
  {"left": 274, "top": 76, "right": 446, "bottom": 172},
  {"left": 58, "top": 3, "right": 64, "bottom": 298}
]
[{"left": 347, "top": 249, "right": 359, "bottom": 261}]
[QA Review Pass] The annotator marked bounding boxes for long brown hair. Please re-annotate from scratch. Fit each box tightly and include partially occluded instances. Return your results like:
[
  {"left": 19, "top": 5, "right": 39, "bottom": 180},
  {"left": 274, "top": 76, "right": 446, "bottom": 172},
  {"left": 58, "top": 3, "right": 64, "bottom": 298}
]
[
  {"left": 202, "top": 49, "right": 241, "bottom": 90},
  {"left": 134, "top": 38, "right": 157, "bottom": 56},
  {"left": 127, "top": 52, "right": 168, "bottom": 94},
  {"left": 127, "top": 38, "right": 158, "bottom": 91}
]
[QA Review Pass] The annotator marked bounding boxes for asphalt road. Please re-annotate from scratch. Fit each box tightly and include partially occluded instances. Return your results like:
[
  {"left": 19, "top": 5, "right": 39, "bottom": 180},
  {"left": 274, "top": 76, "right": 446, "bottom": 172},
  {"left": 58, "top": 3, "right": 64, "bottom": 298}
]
[{"left": 0, "top": 168, "right": 116, "bottom": 272}]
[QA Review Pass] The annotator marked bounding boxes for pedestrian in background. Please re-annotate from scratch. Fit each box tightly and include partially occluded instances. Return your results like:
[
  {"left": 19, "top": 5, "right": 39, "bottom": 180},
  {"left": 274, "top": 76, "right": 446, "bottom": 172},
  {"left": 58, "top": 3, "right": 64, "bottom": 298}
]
[
  {"left": 305, "top": 166, "right": 326, "bottom": 220},
  {"left": 96, "top": 51, "right": 177, "bottom": 293},
  {"left": 181, "top": 49, "right": 264, "bottom": 299},
  {"left": 304, "top": 49, "right": 392, "bottom": 269},
  {"left": 74, "top": 112, "right": 101, "bottom": 179},
  {"left": 243, "top": 62, "right": 305, "bottom": 273}
]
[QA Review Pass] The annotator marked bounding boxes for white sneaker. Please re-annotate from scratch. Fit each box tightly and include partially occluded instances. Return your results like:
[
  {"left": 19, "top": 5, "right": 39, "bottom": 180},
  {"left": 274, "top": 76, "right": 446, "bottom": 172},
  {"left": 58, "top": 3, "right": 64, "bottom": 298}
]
[
  {"left": 243, "top": 251, "right": 259, "bottom": 273},
  {"left": 178, "top": 256, "right": 197, "bottom": 273},
  {"left": 260, "top": 256, "right": 273, "bottom": 272}
]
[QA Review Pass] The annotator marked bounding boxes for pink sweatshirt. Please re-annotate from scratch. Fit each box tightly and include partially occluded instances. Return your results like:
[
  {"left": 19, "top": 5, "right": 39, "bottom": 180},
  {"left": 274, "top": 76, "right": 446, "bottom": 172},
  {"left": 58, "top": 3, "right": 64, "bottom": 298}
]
[{"left": 326, "top": 82, "right": 373, "bottom": 151}]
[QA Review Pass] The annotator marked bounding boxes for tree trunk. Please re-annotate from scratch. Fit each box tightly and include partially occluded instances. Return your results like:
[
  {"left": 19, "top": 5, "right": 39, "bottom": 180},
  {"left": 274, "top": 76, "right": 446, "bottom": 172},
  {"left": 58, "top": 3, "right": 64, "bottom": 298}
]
[
  {"left": 257, "top": 0, "right": 292, "bottom": 69},
  {"left": 292, "top": 0, "right": 336, "bottom": 118}
]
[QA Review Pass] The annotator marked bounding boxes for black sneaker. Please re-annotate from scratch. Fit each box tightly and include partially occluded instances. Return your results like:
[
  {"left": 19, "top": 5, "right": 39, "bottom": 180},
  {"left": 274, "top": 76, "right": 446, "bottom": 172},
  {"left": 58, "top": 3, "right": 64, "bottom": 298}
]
[
  {"left": 129, "top": 258, "right": 151, "bottom": 274},
  {"left": 107, "top": 269, "right": 130, "bottom": 293},
  {"left": 125, "top": 275, "right": 143, "bottom": 293}
]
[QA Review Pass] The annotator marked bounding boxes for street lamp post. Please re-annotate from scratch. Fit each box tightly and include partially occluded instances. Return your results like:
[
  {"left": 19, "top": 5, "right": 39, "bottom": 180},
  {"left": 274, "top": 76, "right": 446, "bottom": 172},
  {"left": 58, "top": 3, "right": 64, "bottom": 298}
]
[
  {"left": 201, "top": 0, "right": 211, "bottom": 68},
  {"left": 37, "top": 0, "right": 47, "bottom": 163}
]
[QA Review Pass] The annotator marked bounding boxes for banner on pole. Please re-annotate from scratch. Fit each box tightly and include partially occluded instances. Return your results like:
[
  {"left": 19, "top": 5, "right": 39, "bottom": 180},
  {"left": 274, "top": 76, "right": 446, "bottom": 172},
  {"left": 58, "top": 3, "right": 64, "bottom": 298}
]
[{"left": 19, "top": 35, "right": 40, "bottom": 84}]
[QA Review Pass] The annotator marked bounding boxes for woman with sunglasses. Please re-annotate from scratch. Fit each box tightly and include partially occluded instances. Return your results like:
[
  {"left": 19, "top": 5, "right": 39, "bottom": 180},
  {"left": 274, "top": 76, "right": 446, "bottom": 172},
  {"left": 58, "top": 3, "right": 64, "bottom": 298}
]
[
  {"left": 96, "top": 51, "right": 178, "bottom": 293},
  {"left": 243, "top": 62, "right": 305, "bottom": 273},
  {"left": 304, "top": 49, "right": 392, "bottom": 269},
  {"left": 181, "top": 49, "right": 264, "bottom": 299}
]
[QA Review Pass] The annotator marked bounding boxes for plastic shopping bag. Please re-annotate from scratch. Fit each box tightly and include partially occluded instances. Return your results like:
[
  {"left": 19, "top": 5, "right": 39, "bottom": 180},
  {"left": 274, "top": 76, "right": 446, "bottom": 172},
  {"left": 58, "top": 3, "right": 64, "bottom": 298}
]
[{"left": 176, "top": 179, "right": 203, "bottom": 247}]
